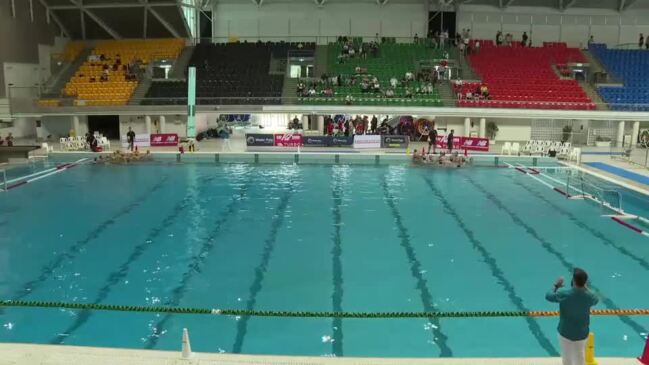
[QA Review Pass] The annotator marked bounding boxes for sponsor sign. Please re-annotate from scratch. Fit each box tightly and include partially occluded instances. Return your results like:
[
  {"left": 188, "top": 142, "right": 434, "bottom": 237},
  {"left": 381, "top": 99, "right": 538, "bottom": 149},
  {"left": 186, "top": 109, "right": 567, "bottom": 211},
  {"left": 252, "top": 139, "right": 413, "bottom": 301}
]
[
  {"left": 245, "top": 134, "right": 275, "bottom": 146},
  {"left": 435, "top": 136, "right": 489, "bottom": 151},
  {"left": 150, "top": 133, "right": 179, "bottom": 146},
  {"left": 303, "top": 136, "right": 331, "bottom": 147},
  {"left": 353, "top": 135, "right": 381, "bottom": 149},
  {"left": 274, "top": 133, "right": 303, "bottom": 147},
  {"left": 330, "top": 136, "right": 354, "bottom": 146},
  {"left": 121, "top": 133, "right": 150, "bottom": 148},
  {"left": 381, "top": 135, "right": 410, "bottom": 148}
]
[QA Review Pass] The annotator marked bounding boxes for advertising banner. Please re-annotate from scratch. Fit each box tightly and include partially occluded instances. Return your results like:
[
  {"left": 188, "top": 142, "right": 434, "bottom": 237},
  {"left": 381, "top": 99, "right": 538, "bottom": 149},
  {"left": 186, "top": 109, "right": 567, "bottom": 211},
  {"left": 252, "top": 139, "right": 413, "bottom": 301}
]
[
  {"left": 381, "top": 135, "right": 410, "bottom": 148},
  {"left": 353, "top": 135, "right": 381, "bottom": 149},
  {"left": 330, "top": 136, "right": 354, "bottom": 146},
  {"left": 150, "top": 133, "right": 179, "bottom": 146},
  {"left": 303, "top": 136, "right": 331, "bottom": 147},
  {"left": 245, "top": 134, "right": 275, "bottom": 146},
  {"left": 274, "top": 133, "right": 303, "bottom": 147},
  {"left": 121, "top": 133, "right": 150, "bottom": 148},
  {"left": 435, "top": 136, "right": 489, "bottom": 151}
]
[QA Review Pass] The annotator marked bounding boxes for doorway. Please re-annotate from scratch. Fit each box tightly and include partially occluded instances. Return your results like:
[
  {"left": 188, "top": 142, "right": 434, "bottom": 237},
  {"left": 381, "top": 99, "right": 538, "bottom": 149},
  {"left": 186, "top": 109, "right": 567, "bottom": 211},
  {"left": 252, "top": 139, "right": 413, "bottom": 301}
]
[
  {"left": 428, "top": 11, "right": 456, "bottom": 39},
  {"left": 88, "top": 115, "right": 120, "bottom": 140}
]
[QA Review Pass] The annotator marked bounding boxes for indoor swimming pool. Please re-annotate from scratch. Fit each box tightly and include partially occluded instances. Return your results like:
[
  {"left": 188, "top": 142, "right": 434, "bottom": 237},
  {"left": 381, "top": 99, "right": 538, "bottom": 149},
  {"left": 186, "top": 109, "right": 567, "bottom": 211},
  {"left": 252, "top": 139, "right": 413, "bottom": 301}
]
[{"left": 0, "top": 157, "right": 648, "bottom": 358}]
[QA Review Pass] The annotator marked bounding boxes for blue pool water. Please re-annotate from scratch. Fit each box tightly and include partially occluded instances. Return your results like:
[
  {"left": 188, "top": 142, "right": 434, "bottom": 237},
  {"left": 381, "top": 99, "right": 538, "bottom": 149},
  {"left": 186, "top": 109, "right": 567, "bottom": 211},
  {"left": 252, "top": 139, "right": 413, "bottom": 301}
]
[{"left": 0, "top": 158, "right": 648, "bottom": 358}]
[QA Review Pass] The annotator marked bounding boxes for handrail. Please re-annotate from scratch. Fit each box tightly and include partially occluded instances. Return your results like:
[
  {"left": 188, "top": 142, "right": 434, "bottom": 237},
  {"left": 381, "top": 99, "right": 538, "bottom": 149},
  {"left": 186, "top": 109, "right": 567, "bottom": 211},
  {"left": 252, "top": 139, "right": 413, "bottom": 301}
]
[{"left": 1, "top": 300, "right": 649, "bottom": 319}]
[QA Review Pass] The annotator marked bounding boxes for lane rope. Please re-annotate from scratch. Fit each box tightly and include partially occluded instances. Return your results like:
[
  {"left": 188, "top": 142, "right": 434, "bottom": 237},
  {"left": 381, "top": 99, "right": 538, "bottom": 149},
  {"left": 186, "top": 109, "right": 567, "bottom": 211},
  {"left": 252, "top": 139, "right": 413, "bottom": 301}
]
[{"left": 1, "top": 300, "right": 649, "bottom": 318}]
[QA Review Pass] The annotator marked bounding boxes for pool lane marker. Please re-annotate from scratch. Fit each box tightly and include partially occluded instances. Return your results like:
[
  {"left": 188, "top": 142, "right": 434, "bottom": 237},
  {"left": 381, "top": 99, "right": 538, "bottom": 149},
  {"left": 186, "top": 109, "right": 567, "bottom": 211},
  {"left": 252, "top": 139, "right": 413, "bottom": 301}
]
[
  {"left": 381, "top": 177, "right": 452, "bottom": 357},
  {"left": 331, "top": 176, "right": 345, "bottom": 357},
  {"left": 465, "top": 175, "right": 649, "bottom": 339},
  {"left": 6, "top": 159, "right": 87, "bottom": 190},
  {"left": 610, "top": 216, "right": 649, "bottom": 237},
  {"left": 423, "top": 177, "right": 558, "bottom": 356}
]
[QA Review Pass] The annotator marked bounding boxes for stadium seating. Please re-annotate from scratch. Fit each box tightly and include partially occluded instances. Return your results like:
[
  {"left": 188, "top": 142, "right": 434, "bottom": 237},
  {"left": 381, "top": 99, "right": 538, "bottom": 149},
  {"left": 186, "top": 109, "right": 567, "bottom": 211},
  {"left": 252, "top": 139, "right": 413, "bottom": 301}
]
[
  {"left": 590, "top": 43, "right": 649, "bottom": 111},
  {"left": 64, "top": 39, "right": 185, "bottom": 106},
  {"left": 461, "top": 42, "right": 595, "bottom": 110},
  {"left": 61, "top": 41, "right": 86, "bottom": 62},
  {"left": 144, "top": 42, "right": 312, "bottom": 105},
  {"left": 300, "top": 41, "right": 444, "bottom": 106}
]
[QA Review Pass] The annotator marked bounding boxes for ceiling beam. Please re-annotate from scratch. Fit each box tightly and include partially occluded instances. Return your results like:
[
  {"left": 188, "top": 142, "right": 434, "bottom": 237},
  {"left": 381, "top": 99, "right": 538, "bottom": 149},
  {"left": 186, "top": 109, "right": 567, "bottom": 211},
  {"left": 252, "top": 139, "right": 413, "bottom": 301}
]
[
  {"left": 376, "top": 0, "right": 388, "bottom": 5},
  {"left": 48, "top": 2, "right": 178, "bottom": 10},
  {"left": 314, "top": 0, "right": 326, "bottom": 7},
  {"left": 621, "top": 0, "right": 638, "bottom": 11},
  {"left": 84, "top": 8, "right": 122, "bottom": 39},
  {"left": 39, "top": 0, "right": 70, "bottom": 38},
  {"left": 177, "top": 1, "right": 193, "bottom": 38},
  {"left": 564, "top": 0, "right": 576, "bottom": 10},
  {"left": 149, "top": 6, "right": 182, "bottom": 38}
]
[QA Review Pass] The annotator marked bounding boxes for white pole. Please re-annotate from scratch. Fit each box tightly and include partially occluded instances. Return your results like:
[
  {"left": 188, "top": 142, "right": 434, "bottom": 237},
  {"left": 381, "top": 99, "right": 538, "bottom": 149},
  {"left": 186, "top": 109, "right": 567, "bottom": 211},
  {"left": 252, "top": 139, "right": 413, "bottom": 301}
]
[
  {"left": 617, "top": 120, "right": 625, "bottom": 147},
  {"left": 632, "top": 121, "right": 640, "bottom": 147},
  {"left": 159, "top": 116, "right": 167, "bottom": 133},
  {"left": 145, "top": 115, "right": 152, "bottom": 135},
  {"left": 464, "top": 117, "right": 471, "bottom": 137},
  {"left": 479, "top": 118, "right": 486, "bottom": 138},
  {"left": 181, "top": 328, "right": 192, "bottom": 359}
]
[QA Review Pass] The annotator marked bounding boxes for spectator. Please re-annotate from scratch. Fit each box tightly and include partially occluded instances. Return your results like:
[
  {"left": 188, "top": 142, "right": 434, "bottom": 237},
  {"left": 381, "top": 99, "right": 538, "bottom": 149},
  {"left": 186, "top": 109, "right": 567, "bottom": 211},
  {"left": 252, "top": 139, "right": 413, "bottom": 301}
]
[
  {"left": 296, "top": 81, "right": 305, "bottom": 96},
  {"left": 463, "top": 35, "right": 470, "bottom": 53},
  {"left": 545, "top": 268, "right": 598, "bottom": 365},
  {"left": 405, "top": 88, "right": 413, "bottom": 99},
  {"left": 479, "top": 84, "right": 490, "bottom": 99},
  {"left": 442, "top": 29, "right": 449, "bottom": 47},
  {"left": 375, "top": 33, "right": 380, "bottom": 43},
  {"left": 587, "top": 35, "right": 594, "bottom": 47},
  {"left": 348, "top": 46, "right": 356, "bottom": 58},
  {"left": 474, "top": 40, "right": 481, "bottom": 54},
  {"left": 360, "top": 81, "right": 370, "bottom": 93},
  {"left": 326, "top": 120, "right": 335, "bottom": 136},
  {"left": 428, "top": 124, "right": 438, "bottom": 154},
  {"left": 496, "top": 31, "right": 503, "bottom": 46},
  {"left": 345, "top": 94, "right": 354, "bottom": 105},
  {"left": 522, "top": 32, "right": 529, "bottom": 47},
  {"left": 385, "top": 88, "right": 395, "bottom": 98},
  {"left": 414, "top": 33, "right": 419, "bottom": 44},
  {"left": 640, "top": 34, "right": 645, "bottom": 49},
  {"left": 5, "top": 132, "right": 14, "bottom": 147},
  {"left": 371, "top": 115, "right": 378, "bottom": 133},
  {"left": 505, "top": 33, "right": 513, "bottom": 46},
  {"left": 291, "top": 116, "right": 300, "bottom": 130},
  {"left": 390, "top": 77, "right": 398, "bottom": 88}
]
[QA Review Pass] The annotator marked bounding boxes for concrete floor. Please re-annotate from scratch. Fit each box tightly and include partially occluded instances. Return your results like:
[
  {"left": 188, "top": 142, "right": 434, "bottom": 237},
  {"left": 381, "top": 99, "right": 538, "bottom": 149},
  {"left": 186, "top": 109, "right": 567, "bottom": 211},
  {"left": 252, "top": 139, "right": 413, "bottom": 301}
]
[{"left": 0, "top": 343, "right": 640, "bottom": 365}]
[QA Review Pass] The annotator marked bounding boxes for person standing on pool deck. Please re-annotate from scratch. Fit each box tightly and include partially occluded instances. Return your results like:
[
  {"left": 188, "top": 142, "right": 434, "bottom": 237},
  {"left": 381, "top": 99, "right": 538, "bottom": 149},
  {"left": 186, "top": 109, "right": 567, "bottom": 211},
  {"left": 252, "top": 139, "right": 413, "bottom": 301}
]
[
  {"left": 126, "top": 127, "right": 135, "bottom": 151},
  {"left": 447, "top": 129, "right": 454, "bottom": 153},
  {"left": 428, "top": 124, "right": 438, "bottom": 154},
  {"left": 545, "top": 268, "right": 599, "bottom": 365}
]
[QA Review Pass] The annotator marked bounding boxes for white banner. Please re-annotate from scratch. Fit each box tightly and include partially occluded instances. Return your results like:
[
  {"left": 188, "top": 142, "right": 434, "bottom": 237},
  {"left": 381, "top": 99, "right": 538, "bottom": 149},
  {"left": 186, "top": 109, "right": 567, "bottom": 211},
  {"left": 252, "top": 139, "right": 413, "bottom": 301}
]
[
  {"left": 353, "top": 135, "right": 381, "bottom": 149},
  {"left": 121, "top": 133, "right": 151, "bottom": 148}
]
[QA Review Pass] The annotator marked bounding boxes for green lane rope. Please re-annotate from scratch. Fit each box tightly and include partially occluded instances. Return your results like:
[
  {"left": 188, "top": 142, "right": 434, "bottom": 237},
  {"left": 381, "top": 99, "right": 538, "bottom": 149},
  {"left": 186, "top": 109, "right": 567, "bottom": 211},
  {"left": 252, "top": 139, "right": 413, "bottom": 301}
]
[{"left": 1, "top": 300, "right": 648, "bottom": 318}]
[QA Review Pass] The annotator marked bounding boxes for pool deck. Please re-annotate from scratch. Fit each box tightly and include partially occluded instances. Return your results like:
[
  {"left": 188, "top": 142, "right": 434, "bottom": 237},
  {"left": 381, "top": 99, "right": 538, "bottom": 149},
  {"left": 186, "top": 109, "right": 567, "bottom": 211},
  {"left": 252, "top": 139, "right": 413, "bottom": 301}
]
[{"left": 0, "top": 344, "right": 640, "bottom": 365}]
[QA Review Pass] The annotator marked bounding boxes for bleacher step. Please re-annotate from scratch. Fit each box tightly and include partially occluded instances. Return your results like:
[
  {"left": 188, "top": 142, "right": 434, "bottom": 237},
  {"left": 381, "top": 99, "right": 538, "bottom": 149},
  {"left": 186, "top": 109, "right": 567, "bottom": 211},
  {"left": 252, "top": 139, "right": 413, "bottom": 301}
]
[
  {"left": 42, "top": 47, "right": 92, "bottom": 97},
  {"left": 314, "top": 45, "right": 328, "bottom": 78},
  {"left": 168, "top": 46, "right": 195, "bottom": 80}
]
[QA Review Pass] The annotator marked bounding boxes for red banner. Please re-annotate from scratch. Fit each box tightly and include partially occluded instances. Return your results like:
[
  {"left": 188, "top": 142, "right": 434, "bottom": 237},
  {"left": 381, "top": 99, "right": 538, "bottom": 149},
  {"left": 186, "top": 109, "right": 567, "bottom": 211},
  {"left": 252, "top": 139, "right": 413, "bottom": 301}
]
[
  {"left": 274, "top": 134, "right": 303, "bottom": 147},
  {"left": 435, "top": 136, "right": 489, "bottom": 151},
  {"left": 150, "top": 133, "right": 179, "bottom": 146}
]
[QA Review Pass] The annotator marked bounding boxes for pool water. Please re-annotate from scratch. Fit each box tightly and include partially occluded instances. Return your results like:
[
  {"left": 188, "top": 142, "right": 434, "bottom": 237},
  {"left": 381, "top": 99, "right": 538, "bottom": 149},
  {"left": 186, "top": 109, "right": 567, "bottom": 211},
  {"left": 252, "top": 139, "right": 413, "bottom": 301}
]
[{"left": 0, "top": 159, "right": 648, "bottom": 358}]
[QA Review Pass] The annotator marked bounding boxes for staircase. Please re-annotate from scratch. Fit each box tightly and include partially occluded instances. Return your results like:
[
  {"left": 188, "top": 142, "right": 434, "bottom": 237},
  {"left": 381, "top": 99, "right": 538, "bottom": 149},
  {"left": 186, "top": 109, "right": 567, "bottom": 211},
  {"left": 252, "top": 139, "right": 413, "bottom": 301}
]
[
  {"left": 281, "top": 76, "right": 298, "bottom": 105},
  {"left": 129, "top": 77, "right": 152, "bottom": 105},
  {"left": 168, "top": 46, "right": 195, "bottom": 80},
  {"left": 314, "top": 45, "right": 328, "bottom": 77},
  {"left": 580, "top": 81, "right": 609, "bottom": 110},
  {"left": 41, "top": 47, "right": 92, "bottom": 97},
  {"left": 437, "top": 81, "right": 455, "bottom": 107},
  {"left": 448, "top": 47, "right": 479, "bottom": 80}
]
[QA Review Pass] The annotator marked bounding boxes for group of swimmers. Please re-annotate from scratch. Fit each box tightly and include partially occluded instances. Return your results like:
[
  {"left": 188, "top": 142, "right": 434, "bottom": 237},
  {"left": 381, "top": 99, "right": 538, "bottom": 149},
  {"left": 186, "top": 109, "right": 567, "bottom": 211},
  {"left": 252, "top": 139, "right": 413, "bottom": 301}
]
[
  {"left": 413, "top": 149, "right": 471, "bottom": 168},
  {"left": 94, "top": 150, "right": 152, "bottom": 164}
]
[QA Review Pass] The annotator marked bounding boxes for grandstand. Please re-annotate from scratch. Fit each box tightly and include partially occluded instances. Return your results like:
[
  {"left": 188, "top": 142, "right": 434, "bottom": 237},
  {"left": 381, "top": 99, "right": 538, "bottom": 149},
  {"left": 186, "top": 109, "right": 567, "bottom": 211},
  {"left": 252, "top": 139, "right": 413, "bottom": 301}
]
[
  {"left": 296, "top": 39, "right": 445, "bottom": 106},
  {"left": 63, "top": 39, "right": 185, "bottom": 106},
  {"left": 143, "top": 42, "right": 311, "bottom": 105},
  {"left": 590, "top": 44, "right": 649, "bottom": 111},
  {"left": 459, "top": 41, "right": 595, "bottom": 110}
]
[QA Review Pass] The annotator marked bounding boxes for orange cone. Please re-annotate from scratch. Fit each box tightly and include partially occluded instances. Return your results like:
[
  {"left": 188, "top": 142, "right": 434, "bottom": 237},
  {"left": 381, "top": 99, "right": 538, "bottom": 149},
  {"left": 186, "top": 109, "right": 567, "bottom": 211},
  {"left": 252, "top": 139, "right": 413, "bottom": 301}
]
[{"left": 639, "top": 335, "right": 649, "bottom": 365}]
